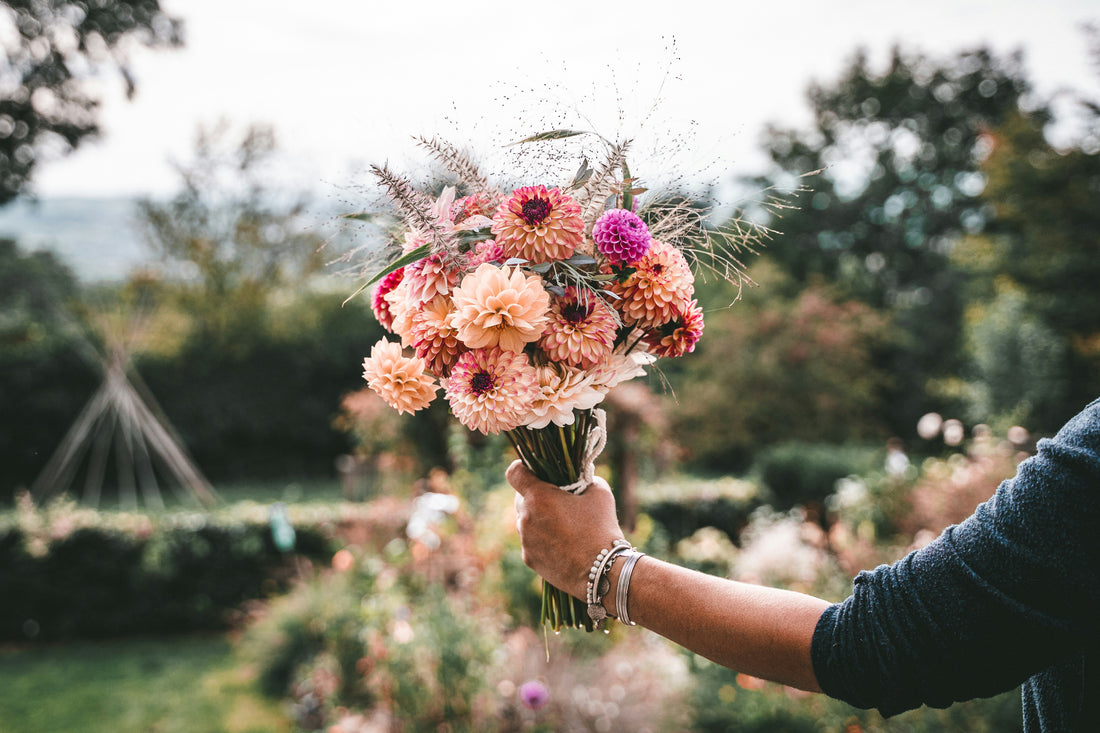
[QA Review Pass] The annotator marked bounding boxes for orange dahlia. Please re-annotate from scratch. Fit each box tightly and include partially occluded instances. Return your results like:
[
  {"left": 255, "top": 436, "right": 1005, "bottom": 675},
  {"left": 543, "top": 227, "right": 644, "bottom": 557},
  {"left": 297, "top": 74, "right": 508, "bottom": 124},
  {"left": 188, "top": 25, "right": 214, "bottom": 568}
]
[
  {"left": 642, "top": 299, "right": 705, "bottom": 357},
  {"left": 361, "top": 339, "right": 438, "bottom": 415},
  {"left": 410, "top": 295, "right": 465, "bottom": 377},
  {"left": 444, "top": 347, "right": 540, "bottom": 434},
  {"left": 450, "top": 263, "right": 550, "bottom": 353},
  {"left": 612, "top": 239, "right": 694, "bottom": 329},
  {"left": 538, "top": 287, "right": 618, "bottom": 369},
  {"left": 491, "top": 185, "right": 584, "bottom": 262}
]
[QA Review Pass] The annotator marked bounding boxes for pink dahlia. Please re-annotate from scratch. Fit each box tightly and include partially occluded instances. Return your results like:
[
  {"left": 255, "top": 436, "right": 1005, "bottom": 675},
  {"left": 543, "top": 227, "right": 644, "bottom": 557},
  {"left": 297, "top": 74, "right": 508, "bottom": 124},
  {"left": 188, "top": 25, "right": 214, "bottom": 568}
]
[
  {"left": 538, "top": 287, "right": 618, "bottom": 369},
  {"left": 592, "top": 208, "right": 651, "bottom": 265},
  {"left": 410, "top": 295, "right": 465, "bottom": 377},
  {"left": 371, "top": 267, "right": 405, "bottom": 332},
  {"left": 404, "top": 254, "right": 462, "bottom": 304},
  {"left": 450, "top": 263, "right": 550, "bottom": 353},
  {"left": 642, "top": 299, "right": 705, "bottom": 357},
  {"left": 444, "top": 347, "right": 539, "bottom": 434},
  {"left": 361, "top": 339, "right": 438, "bottom": 415},
  {"left": 466, "top": 239, "right": 504, "bottom": 268},
  {"left": 611, "top": 239, "right": 694, "bottom": 329},
  {"left": 491, "top": 185, "right": 584, "bottom": 262},
  {"left": 453, "top": 191, "right": 499, "bottom": 225}
]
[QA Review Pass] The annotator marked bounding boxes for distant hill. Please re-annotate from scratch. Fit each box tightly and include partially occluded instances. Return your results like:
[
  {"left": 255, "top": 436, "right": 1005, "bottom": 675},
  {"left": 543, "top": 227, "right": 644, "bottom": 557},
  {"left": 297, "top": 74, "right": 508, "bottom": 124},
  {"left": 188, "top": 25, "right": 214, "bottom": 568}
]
[{"left": 0, "top": 197, "right": 149, "bottom": 282}]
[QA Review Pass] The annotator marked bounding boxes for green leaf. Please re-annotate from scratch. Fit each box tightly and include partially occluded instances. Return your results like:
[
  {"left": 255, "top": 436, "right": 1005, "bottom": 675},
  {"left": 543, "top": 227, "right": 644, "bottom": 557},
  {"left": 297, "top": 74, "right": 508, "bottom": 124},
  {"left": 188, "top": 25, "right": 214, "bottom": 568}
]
[
  {"left": 343, "top": 243, "right": 432, "bottom": 306},
  {"left": 507, "top": 129, "right": 589, "bottom": 146},
  {"left": 563, "top": 253, "right": 596, "bottom": 266},
  {"left": 341, "top": 211, "right": 379, "bottom": 222}
]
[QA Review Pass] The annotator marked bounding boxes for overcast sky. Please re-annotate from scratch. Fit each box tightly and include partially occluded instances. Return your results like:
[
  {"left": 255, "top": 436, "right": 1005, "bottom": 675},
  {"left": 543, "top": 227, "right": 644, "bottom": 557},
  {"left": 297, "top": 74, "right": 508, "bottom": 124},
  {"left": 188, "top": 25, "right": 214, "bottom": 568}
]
[{"left": 31, "top": 0, "right": 1100, "bottom": 203}]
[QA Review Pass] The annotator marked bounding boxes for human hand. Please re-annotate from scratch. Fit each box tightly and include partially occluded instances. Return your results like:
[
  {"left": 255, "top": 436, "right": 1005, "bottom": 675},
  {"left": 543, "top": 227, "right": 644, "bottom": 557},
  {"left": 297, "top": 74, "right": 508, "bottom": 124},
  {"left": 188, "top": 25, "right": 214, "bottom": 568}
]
[{"left": 506, "top": 459, "right": 625, "bottom": 600}]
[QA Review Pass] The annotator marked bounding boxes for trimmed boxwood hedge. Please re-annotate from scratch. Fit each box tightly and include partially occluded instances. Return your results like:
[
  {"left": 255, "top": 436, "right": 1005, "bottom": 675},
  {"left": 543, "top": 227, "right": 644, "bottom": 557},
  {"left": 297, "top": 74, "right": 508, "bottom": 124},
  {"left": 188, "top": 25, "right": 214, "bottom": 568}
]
[{"left": 0, "top": 502, "right": 403, "bottom": 641}]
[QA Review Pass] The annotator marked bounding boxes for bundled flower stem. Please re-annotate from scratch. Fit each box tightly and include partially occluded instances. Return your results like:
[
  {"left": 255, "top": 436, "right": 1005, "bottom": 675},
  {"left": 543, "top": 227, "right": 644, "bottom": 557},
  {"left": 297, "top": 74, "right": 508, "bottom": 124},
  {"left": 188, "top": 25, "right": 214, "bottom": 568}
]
[{"left": 506, "top": 409, "right": 599, "bottom": 630}]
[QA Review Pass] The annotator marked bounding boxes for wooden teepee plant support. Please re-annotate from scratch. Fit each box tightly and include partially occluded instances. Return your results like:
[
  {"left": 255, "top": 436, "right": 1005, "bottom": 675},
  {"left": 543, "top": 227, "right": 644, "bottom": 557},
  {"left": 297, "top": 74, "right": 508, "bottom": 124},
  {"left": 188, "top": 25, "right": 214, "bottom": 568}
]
[{"left": 30, "top": 304, "right": 217, "bottom": 510}]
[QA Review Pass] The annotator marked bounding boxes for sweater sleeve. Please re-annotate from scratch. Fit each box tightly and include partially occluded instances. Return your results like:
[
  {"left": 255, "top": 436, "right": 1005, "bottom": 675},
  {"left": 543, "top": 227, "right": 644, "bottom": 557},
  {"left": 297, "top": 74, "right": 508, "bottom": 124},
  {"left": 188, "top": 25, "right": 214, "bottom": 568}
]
[{"left": 811, "top": 398, "right": 1100, "bottom": 716}]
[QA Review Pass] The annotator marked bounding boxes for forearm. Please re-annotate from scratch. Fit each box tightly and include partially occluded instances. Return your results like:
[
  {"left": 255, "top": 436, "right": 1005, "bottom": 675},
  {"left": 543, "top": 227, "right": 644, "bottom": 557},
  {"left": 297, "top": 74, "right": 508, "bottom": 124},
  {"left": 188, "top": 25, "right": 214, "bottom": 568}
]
[{"left": 603, "top": 554, "right": 830, "bottom": 692}]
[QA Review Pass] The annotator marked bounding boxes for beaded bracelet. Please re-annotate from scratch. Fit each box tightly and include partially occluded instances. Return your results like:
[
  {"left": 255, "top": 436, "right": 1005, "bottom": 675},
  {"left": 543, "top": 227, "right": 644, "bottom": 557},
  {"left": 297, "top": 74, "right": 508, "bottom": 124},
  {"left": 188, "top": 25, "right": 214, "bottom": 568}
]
[
  {"left": 586, "top": 539, "right": 631, "bottom": 628},
  {"left": 615, "top": 550, "right": 646, "bottom": 626}
]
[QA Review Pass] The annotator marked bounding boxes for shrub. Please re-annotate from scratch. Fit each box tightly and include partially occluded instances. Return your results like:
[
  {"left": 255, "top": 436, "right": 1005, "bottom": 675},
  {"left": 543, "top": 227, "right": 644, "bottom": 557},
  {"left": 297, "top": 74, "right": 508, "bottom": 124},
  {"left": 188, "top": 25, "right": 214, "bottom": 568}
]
[
  {"left": 754, "top": 441, "right": 881, "bottom": 511},
  {"left": 0, "top": 496, "right": 400, "bottom": 641}
]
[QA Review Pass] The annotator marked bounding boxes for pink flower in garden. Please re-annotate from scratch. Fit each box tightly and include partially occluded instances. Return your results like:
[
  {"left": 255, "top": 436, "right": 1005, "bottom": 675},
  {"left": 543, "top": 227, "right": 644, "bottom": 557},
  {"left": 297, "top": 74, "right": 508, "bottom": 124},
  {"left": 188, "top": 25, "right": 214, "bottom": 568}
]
[
  {"left": 410, "top": 295, "right": 465, "bottom": 377},
  {"left": 491, "top": 185, "right": 584, "bottom": 262},
  {"left": 449, "top": 263, "right": 550, "bottom": 353},
  {"left": 611, "top": 239, "right": 694, "bottom": 329},
  {"left": 518, "top": 680, "right": 550, "bottom": 710},
  {"left": 371, "top": 267, "right": 405, "bottom": 332},
  {"left": 525, "top": 364, "right": 604, "bottom": 429},
  {"left": 444, "top": 348, "right": 540, "bottom": 434},
  {"left": 361, "top": 339, "right": 438, "bottom": 415},
  {"left": 538, "top": 286, "right": 618, "bottom": 369},
  {"left": 642, "top": 299, "right": 705, "bottom": 358},
  {"left": 592, "top": 208, "right": 651, "bottom": 265}
]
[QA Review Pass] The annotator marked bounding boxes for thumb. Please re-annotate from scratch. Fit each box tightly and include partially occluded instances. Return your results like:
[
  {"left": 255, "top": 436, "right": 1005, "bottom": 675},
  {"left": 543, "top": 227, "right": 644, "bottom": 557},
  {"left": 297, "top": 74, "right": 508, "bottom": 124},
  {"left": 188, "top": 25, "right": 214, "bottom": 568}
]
[{"left": 506, "top": 459, "right": 550, "bottom": 498}]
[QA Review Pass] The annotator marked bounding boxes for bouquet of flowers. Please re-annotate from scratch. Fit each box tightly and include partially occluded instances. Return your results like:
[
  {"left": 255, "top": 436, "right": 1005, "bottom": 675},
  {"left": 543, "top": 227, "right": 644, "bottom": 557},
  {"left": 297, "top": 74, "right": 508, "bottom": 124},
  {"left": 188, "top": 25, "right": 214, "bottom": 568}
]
[{"left": 354, "top": 131, "right": 761, "bottom": 630}]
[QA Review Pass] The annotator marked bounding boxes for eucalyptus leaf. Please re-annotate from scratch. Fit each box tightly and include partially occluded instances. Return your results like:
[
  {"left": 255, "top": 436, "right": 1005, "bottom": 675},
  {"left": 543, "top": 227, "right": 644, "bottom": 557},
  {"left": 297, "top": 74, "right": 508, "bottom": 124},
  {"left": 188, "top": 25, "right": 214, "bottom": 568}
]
[
  {"left": 546, "top": 284, "right": 565, "bottom": 297},
  {"left": 529, "top": 262, "right": 552, "bottom": 274},
  {"left": 564, "top": 253, "right": 597, "bottom": 266},
  {"left": 503, "top": 257, "right": 530, "bottom": 267}
]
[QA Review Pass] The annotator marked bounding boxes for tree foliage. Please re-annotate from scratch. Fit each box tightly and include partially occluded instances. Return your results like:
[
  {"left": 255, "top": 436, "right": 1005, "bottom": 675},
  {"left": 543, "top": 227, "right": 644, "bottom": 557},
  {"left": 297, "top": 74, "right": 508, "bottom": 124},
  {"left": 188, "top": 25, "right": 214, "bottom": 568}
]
[
  {"left": 0, "top": 0, "right": 182, "bottom": 204},
  {"left": 135, "top": 122, "right": 326, "bottom": 348},
  {"left": 750, "top": 46, "right": 1041, "bottom": 433}
]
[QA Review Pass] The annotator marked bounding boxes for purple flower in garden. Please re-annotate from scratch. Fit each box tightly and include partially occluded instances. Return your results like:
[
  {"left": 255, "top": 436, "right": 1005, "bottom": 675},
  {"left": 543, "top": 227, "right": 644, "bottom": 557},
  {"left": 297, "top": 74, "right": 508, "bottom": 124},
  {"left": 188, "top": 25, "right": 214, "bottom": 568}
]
[
  {"left": 592, "top": 208, "right": 651, "bottom": 265},
  {"left": 518, "top": 680, "right": 550, "bottom": 710}
]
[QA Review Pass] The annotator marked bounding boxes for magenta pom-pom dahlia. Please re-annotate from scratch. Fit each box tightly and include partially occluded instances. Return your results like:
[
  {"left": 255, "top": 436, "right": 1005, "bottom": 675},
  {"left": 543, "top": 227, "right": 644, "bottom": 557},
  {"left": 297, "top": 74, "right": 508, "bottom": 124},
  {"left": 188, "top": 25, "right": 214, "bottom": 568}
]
[{"left": 592, "top": 208, "right": 651, "bottom": 265}]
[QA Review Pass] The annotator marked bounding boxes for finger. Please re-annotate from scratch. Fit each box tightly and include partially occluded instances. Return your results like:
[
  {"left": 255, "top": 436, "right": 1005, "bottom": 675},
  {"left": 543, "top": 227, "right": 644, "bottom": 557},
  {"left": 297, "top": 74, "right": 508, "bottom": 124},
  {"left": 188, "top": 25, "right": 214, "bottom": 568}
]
[{"left": 506, "top": 459, "right": 547, "bottom": 498}]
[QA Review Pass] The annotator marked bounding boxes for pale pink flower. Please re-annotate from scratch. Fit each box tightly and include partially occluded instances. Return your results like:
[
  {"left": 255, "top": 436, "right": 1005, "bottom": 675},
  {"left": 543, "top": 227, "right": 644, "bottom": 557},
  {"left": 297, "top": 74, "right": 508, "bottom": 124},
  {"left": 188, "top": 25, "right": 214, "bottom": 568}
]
[
  {"left": 383, "top": 278, "right": 416, "bottom": 347},
  {"left": 450, "top": 263, "right": 550, "bottom": 353},
  {"left": 538, "top": 287, "right": 618, "bottom": 369},
  {"left": 491, "top": 185, "right": 584, "bottom": 262},
  {"left": 524, "top": 364, "right": 605, "bottom": 429},
  {"left": 444, "top": 348, "right": 540, "bottom": 434},
  {"left": 642, "top": 299, "right": 705, "bottom": 357},
  {"left": 361, "top": 339, "right": 438, "bottom": 415},
  {"left": 612, "top": 239, "right": 694, "bottom": 329},
  {"left": 410, "top": 295, "right": 465, "bottom": 377},
  {"left": 589, "top": 345, "right": 656, "bottom": 392}
]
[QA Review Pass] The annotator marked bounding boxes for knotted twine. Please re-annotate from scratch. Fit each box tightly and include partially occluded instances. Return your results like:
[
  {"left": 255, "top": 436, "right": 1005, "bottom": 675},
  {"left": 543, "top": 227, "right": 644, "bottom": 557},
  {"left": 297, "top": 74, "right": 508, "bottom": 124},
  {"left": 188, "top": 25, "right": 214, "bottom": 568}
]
[{"left": 558, "top": 408, "right": 607, "bottom": 494}]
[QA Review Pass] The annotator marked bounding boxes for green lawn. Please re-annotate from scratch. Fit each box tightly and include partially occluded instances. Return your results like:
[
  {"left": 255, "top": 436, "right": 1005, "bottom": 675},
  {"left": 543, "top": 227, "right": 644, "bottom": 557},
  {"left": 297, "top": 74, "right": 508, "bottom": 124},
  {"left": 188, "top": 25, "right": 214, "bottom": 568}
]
[{"left": 0, "top": 635, "right": 290, "bottom": 733}]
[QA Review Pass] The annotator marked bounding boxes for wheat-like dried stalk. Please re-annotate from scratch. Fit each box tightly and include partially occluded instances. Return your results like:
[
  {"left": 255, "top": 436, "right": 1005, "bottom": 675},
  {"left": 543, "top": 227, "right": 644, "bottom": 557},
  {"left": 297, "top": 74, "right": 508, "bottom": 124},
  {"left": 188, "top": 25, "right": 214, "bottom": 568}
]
[
  {"left": 576, "top": 140, "right": 631, "bottom": 231},
  {"left": 415, "top": 135, "right": 495, "bottom": 197},
  {"left": 370, "top": 163, "right": 457, "bottom": 253}
]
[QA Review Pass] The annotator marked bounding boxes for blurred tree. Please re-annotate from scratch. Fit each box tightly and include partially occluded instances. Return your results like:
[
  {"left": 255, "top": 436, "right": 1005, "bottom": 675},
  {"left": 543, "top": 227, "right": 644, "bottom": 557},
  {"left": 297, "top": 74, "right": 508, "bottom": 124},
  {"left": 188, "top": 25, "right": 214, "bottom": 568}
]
[
  {"left": 670, "top": 265, "right": 890, "bottom": 473},
  {"left": 0, "top": 239, "right": 98, "bottom": 495},
  {"left": 135, "top": 122, "right": 326, "bottom": 349},
  {"left": 951, "top": 106, "right": 1100, "bottom": 431},
  {"left": 0, "top": 0, "right": 182, "bottom": 204},
  {"left": 750, "top": 46, "right": 1043, "bottom": 434}
]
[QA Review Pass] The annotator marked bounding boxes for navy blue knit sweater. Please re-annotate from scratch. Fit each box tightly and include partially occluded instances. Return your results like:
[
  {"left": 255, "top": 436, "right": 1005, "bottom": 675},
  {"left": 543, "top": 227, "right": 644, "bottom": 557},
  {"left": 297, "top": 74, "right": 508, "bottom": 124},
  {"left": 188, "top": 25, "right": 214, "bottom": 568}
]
[{"left": 812, "top": 398, "right": 1100, "bottom": 732}]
